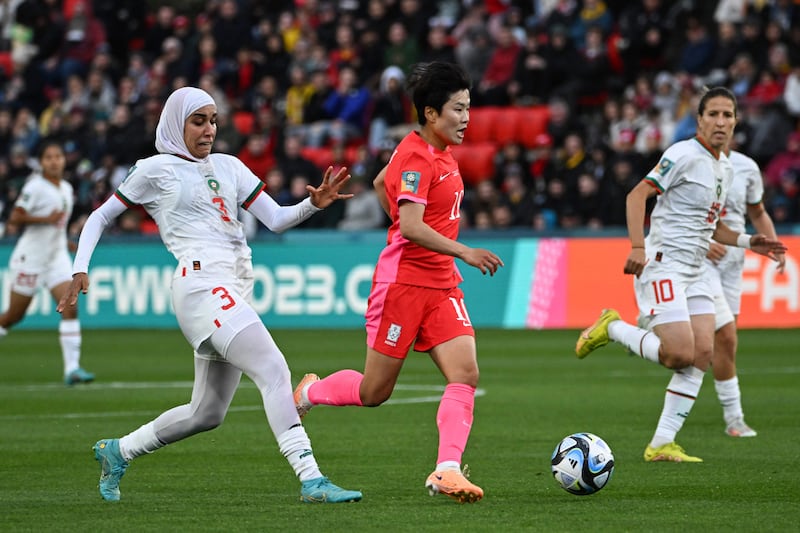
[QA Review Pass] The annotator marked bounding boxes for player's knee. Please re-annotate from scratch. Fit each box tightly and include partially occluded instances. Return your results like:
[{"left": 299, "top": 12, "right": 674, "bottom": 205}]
[
  {"left": 660, "top": 348, "right": 694, "bottom": 370},
  {"left": 359, "top": 388, "right": 391, "bottom": 407},
  {"left": 193, "top": 408, "right": 226, "bottom": 432}
]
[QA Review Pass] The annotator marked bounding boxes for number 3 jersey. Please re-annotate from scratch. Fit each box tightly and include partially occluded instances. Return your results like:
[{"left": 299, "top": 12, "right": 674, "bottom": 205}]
[
  {"left": 115, "top": 153, "right": 264, "bottom": 277},
  {"left": 375, "top": 132, "right": 464, "bottom": 289},
  {"left": 644, "top": 137, "right": 734, "bottom": 270}
]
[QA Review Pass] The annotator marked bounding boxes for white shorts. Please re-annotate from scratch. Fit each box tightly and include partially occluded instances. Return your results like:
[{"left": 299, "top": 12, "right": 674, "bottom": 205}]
[
  {"left": 171, "top": 266, "right": 261, "bottom": 359},
  {"left": 634, "top": 254, "right": 714, "bottom": 328},
  {"left": 704, "top": 259, "right": 736, "bottom": 330},
  {"left": 7, "top": 249, "right": 73, "bottom": 297}
]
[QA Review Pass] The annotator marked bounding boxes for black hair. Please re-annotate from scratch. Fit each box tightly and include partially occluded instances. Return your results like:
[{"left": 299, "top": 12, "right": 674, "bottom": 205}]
[
  {"left": 37, "top": 140, "right": 65, "bottom": 160},
  {"left": 697, "top": 86, "right": 738, "bottom": 118},
  {"left": 406, "top": 61, "right": 471, "bottom": 126}
]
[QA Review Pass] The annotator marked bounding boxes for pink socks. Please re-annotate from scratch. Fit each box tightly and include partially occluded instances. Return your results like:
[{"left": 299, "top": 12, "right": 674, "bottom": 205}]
[
  {"left": 436, "top": 383, "right": 476, "bottom": 464},
  {"left": 307, "top": 369, "right": 364, "bottom": 406}
]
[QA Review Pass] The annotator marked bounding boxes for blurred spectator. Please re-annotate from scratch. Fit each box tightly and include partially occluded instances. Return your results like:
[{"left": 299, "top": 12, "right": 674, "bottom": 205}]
[
  {"left": 211, "top": 0, "right": 250, "bottom": 64},
  {"left": 710, "top": 21, "right": 744, "bottom": 73},
  {"left": 263, "top": 167, "right": 292, "bottom": 206},
  {"left": 764, "top": 131, "right": 800, "bottom": 189},
  {"left": 59, "top": 0, "right": 106, "bottom": 81},
  {"left": 599, "top": 154, "right": 639, "bottom": 226},
  {"left": 327, "top": 22, "right": 360, "bottom": 85},
  {"left": 419, "top": 22, "right": 456, "bottom": 65},
  {"left": 304, "top": 65, "right": 370, "bottom": 147},
  {"left": 784, "top": 63, "right": 800, "bottom": 119},
  {"left": 676, "top": 16, "right": 715, "bottom": 76},
  {"left": 142, "top": 5, "right": 176, "bottom": 61},
  {"left": 454, "top": 26, "right": 492, "bottom": 88},
  {"left": 498, "top": 164, "right": 536, "bottom": 227},
  {"left": 510, "top": 28, "right": 548, "bottom": 105},
  {"left": 472, "top": 25, "right": 520, "bottom": 107},
  {"left": 237, "top": 132, "right": 276, "bottom": 180},
  {"left": 384, "top": 21, "right": 418, "bottom": 76},
  {"left": 276, "top": 134, "right": 319, "bottom": 186},
  {"left": 367, "top": 65, "right": 415, "bottom": 152},
  {"left": 617, "top": 0, "right": 670, "bottom": 81},
  {"left": 337, "top": 174, "right": 387, "bottom": 230},
  {"left": 541, "top": 24, "right": 581, "bottom": 107}
]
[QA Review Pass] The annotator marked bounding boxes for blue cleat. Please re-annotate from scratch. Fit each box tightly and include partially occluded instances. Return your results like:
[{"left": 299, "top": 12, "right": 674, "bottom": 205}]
[
  {"left": 65, "top": 368, "right": 95, "bottom": 386},
  {"left": 93, "top": 439, "right": 129, "bottom": 501},
  {"left": 300, "top": 477, "right": 362, "bottom": 503}
]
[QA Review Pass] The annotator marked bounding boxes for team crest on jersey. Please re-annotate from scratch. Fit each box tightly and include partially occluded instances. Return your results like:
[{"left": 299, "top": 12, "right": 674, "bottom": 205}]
[
  {"left": 401, "top": 171, "right": 421, "bottom": 193},
  {"left": 207, "top": 179, "right": 220, "bottom": 192},
  {"left": 653, "top": 158, "right": 674, "bottom": 176},
  {"left": 385, "top": 323, "right": 402, "bottom": 347}
]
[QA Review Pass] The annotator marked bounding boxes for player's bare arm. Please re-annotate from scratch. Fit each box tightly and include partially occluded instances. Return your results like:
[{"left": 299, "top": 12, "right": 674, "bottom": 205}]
[
  {"left": 623, "top": 180, "right": 657, "bottom": 276},
  {"left": 8, "top": 207, "right": 64, "bottom": 225},
  {"left": 712, "top": 220, "right": 787, "bottom": 261},
  {"left": 398, "top": 202, "right": 503, "bottom": 276},
  {"left": 372, "top": 165, "right": 390, "bottom": 216},
  {"left": 747, "top": 202, "right": 786, "bottom": 273},
  {"left": 306, "top": 166, "right": 353, "bottom": 209}
]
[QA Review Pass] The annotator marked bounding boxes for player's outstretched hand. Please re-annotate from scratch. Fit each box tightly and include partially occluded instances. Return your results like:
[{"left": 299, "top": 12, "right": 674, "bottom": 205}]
[
  {"left": 308, "top": 166, "right": 354, "bottom": 209},
  {"left": 461, "top": 248, "right": 504, "bottom": 276},
  {"left": 56, "top": 273, "right": 89, "bottom": 313},
  {"left": 749, "top": 235, "right": 788, "bottom": 265}
]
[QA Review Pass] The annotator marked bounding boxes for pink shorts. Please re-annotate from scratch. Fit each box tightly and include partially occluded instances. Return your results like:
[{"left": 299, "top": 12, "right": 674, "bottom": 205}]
[{"left": 365, "top": 283, "right": 474, "bottom": 358}]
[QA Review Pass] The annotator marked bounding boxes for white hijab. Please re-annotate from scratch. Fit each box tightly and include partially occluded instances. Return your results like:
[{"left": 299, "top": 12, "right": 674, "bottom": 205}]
[{"left": 155, "top": 86, "right": 216, "bottom": 162}]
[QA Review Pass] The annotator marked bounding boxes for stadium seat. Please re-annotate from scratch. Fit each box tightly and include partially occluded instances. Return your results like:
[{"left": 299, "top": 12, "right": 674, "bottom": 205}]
[
  {"left": 232, "top": 111, "right": 255, "bottom": 135},
  {"left": 494, "top": 107, "right": 525, "bottom": 146},
  {"left": 516, "top": 106, "right": 551, "bottom": 149},
  {"left": 465, "top": 107, "right": 499, "bottom": 144},
  {"left": 451, "top": 142, "right": 497, "bottom": 185},
  {"left": 300, "top": 147, "right": 334, "bottom": 170}
]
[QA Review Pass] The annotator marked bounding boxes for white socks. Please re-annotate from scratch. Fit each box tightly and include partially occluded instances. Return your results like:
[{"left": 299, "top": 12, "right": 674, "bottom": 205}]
[
  {"left": 650, "top": 366, "right": 705, "bottom": 448},
  {"left": 59, "top": 319, "right": 82, "bottom": 375},
  {"left": 119, "top": 422, "right": 165, "bottom": 461},
  {"left": 715, "top": 377, "right": 744, "bottom": 426},
  {"left": 278, "top": 425, "right": 322, "bottom": 482},
  {"left": 608, "top": 320, "right": 661, "bottom": 363}
]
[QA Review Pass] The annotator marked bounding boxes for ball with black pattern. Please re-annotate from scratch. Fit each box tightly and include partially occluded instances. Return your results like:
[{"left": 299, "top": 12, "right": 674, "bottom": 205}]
[{"left": 551, "top": 432, "right": 615, "bottom": 495}]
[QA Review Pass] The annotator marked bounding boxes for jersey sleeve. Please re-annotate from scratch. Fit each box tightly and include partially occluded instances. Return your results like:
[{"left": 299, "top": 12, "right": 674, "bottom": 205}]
[
  {"left": 744, "top": 159, "right": 764, "bottom": 205},
  {"left": 390, "top": 151, "right": 435, "bottom": 206},
  {"left": 645, "top": 144, "right": 685, "bottom": 193},
  {"left": 14, "top": 178, "right": 40, "bottom": 212},
  {"left": 115, "top": 161, "right": 160, "bottom": 206}
]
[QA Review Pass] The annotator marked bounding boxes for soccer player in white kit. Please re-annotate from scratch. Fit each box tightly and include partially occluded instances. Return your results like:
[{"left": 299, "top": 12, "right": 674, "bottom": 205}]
[
  {"left": 706, "top": 146, "right": 785, "bottom": 437},
  {"left": 57, "top": 87, "right": 362, "bottom": 503},
  {"left": 574, "top": 87, "right": 787, "bottom": 462},
  {"left": 0, "top": 140, "right": 94, "bottom": 385}
]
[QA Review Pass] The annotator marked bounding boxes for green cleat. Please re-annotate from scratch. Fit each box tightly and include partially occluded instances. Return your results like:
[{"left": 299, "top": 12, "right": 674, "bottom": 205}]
[
  {"left": 575, "top": 309, "right": 621, "bottom": 359},
  {"left": 93, "top": 439, "right": 129, "bottom": 501},
  {"left": 65, "top": 368, "right": 95, "bottom": 386},
  {"left": 300, "top": 477, "right": 362, "bottom": 503},
  {"left": 644, "top": 442, "right": 703, "bottom": 463}
]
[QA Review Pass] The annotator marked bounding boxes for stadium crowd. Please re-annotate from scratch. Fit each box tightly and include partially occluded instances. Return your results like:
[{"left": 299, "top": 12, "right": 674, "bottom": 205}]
[{"left": 1, "top": 0, "right": 799, "bottom": 237}]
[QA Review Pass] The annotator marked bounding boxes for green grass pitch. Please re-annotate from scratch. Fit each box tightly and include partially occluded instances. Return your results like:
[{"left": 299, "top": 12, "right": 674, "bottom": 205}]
[{"left": 1, "top": 328, "right": 798, "bottom": 532}]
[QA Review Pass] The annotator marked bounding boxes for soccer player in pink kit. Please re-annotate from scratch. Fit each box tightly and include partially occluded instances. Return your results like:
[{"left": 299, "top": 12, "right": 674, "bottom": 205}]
[
  {"left": 294, "top": 62, "right": 504, "bottom": 503},
  {"left": 58, "top": 86, "right": 361, "bottom": 504}
]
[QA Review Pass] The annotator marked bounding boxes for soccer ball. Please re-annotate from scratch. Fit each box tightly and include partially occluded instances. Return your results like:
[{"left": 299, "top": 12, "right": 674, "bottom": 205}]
[{"left": 551, "top": 432, "right": 615, "bottom": 495}]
